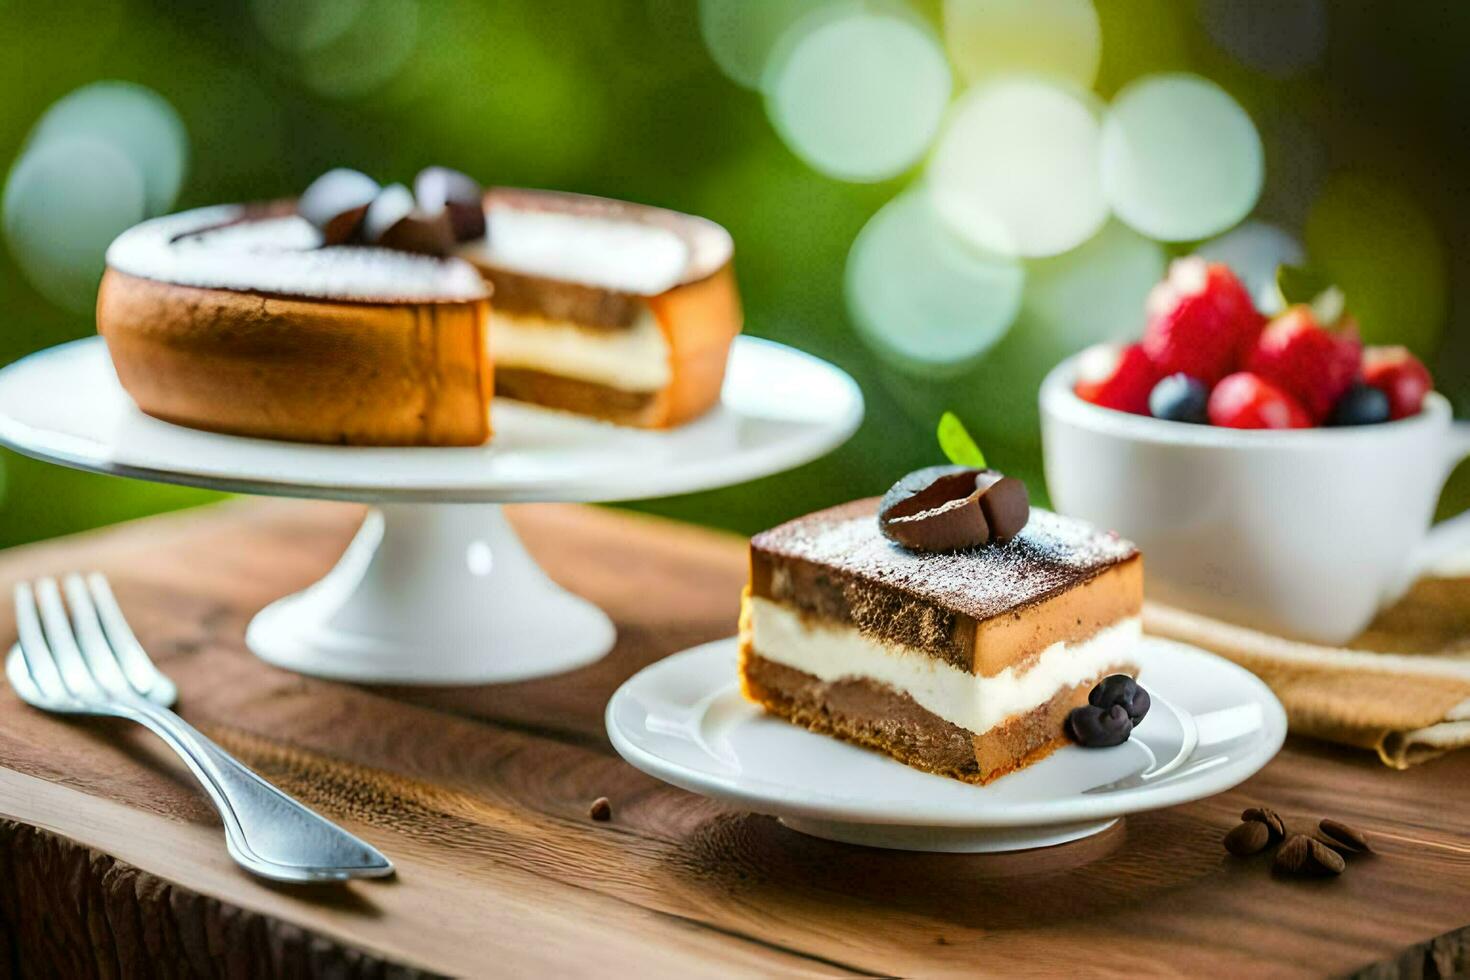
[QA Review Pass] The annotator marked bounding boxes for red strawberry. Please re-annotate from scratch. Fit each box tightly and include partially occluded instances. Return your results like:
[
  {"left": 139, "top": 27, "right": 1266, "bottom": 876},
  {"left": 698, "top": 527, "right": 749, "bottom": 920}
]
[
  {"left": 1142, "top": 258, "right": 1264, "bottom": 384},
  {"left": 1246, "top": 305, "right": 1361, "bottom": 422},
  {"left": 1074, "top": 342, "right": 1158, "bottom": 415},
  {"left": 1208, "top": 372, "right": 1313, "bottom": 429},
  {"left": 1361, "top": 345, "right": 1433, "bottom": 420}
]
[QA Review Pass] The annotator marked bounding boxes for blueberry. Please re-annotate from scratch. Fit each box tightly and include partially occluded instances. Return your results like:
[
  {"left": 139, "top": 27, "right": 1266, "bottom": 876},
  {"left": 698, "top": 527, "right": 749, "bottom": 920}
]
[
  {"left": 1066, "top": 703, "right": 1133, "bottom": 748},
  {"left": 1089, "top": 674, "right": 1151, "bottom": 725},
  {"left": 1148, "top": 373, "right": 1209, "bottom": 424},
  {"left": 1327, "top": 383, "right": 1390, "bottom": 426}
]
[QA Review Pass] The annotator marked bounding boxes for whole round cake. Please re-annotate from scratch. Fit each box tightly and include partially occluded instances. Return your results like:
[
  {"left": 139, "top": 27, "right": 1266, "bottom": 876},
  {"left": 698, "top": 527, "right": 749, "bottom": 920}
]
[{"left": 97, "top": 169, "right": 742, "bottom": 446}]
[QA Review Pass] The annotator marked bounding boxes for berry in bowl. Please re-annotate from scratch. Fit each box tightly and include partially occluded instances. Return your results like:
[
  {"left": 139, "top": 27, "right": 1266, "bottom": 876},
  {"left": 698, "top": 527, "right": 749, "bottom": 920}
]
[
  {"left": 1041, "top": 258, "right": 1470, "bottom": 645},
  {"left": 1072, "top": 258, "right": 1434, "bottom": 431}
]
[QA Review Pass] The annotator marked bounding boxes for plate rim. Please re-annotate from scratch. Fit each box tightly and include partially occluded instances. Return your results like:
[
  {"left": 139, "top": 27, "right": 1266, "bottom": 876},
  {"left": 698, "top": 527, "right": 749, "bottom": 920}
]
[
  {"left": 606, "top": 635, "right": 1287, "bottom": 828},
  {"left": 0, "top": 336, "right": 864, "bottom": 504}
]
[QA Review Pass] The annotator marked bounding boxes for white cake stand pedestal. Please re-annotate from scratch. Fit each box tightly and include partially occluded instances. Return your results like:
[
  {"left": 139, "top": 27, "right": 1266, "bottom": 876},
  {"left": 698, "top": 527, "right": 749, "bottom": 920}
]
[
  {"left": 0, "top": 337, "right": 862, "bottom": 684},
  {"left": 246, "top": 503, "right": 617, "bottom": 684}
]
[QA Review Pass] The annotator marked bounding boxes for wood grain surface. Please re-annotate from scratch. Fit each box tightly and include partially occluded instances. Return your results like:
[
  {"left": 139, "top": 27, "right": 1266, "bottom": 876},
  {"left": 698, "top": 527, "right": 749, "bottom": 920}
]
[{"left": 0, "top": 499, "right": 1466, "bottom": 977}]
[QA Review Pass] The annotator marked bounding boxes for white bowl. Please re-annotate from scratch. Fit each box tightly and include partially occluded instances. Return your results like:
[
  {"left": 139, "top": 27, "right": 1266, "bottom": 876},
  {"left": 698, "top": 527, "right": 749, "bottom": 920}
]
[{"left": 1040, "top": 353, "right": 1470, "bottom": 644}]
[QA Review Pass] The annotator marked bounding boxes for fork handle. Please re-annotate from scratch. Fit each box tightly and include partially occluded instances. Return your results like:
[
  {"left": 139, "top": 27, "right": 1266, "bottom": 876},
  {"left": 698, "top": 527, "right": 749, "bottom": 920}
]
[{"left": 119, "top": 698, "right": 392, "bottom": 881}]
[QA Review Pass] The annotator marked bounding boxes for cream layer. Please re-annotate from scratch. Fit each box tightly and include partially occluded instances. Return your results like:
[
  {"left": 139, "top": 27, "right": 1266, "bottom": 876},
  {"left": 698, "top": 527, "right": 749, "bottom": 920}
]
[
  {"left": 464, "top": 204, "right": 690, "bottom": 295},
  {"left": 489, "top": 307, "right": 671, "bottom": 392},
  {"left": 744, "top": 596, "right": 1140, "bottom": 735}
]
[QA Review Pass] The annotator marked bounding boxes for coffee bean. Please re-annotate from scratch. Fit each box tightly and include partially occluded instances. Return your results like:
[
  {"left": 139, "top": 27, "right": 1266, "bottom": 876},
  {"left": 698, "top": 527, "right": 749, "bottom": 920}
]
[
  {"left": 361, "top": 184, "right": 456, "bottom": 256},
  {"left": 1272, "top": 834, "right": 1311, "bottom": 874},
  {"left": 299, "top": 168, "right": 380, "bottom": 245},
  {"left": 1242, "top": 806, "right": 1286, "bottom": 842},
  {"left": 1318, "top": 818, "right": 1371, "bottom": 854},
  {"left": 1089, "top": 674, "right": 1151, "bottom": 725},
  {"left": 1274, "top": 833, "right": 1345, "bottom": 876},
  {"left": 1308, "top": 837, "right": 1346, "bottom": 874},
  {"left": 878, "top": 466, "right": 992, "bottom": 552},
  {"left": 415, "top": 166, "right": 486, "bottom": 242},
  {"left": 1223, "top": 820, "right": 1271, "bottom": 856},
  {"left": 589, "top": 797, "right": 612, "bottom": 821},
  {"left": 972, "top": 471, "right": 1029, "bottom": 541},
  {"left": 1066, "top": 703, "right": 1133, "bottom": 748}
]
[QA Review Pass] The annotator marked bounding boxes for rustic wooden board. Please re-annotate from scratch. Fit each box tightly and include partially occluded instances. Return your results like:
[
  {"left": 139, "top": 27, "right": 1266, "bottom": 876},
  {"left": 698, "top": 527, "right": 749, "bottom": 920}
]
[{"left": 0, "top": 499, "right": 1467, "bottom": 977}]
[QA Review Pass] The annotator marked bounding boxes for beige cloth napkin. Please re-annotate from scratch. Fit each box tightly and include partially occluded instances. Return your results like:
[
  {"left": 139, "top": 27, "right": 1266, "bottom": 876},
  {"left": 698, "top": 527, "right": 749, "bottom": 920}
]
[{"left": 1143, "top": 558, "right": 1470, "bottom": 768}]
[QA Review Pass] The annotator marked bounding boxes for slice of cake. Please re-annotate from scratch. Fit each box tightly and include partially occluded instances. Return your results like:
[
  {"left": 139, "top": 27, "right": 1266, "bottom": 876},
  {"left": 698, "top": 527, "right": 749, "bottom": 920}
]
[
  {"left": 739, "top": 479, "right": 1142, "bottom": 784},
  {"left": 457, "top": 188, "right": 742, "bottom": 428}
]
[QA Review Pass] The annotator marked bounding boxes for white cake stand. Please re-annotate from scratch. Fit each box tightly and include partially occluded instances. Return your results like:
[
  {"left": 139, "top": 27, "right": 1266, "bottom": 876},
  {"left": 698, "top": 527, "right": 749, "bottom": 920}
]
[{"left": 0, "top": 337, "right": 863, "bottom": 684}]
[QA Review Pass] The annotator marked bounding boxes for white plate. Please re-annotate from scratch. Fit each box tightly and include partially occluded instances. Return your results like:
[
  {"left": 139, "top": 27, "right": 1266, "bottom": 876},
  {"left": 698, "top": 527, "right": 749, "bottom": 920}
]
[
  {"left": 607, "top": 636, "right": 1286, "bottom": 852},
  {"left": 0, "top": 336, "right": 863, "bottom": 503}
]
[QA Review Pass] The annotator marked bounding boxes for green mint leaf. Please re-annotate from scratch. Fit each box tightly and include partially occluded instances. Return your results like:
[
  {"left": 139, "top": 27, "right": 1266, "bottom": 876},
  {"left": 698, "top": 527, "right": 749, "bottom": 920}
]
[
  {"left": 1275, "top": 264, "right": 1329, "bottom": 307},
  {"left": 937, "top": 411, "right": 986, "bottom": 468},
  {"left": 1275, "top": 264, "right": 1346, "bottom": 326}
]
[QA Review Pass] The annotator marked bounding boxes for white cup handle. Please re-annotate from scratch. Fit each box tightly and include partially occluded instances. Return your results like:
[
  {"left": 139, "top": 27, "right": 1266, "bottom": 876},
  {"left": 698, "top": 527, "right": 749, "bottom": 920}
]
[{"left": 1404, "top": 420, "right": 1470, "bottom": 580}]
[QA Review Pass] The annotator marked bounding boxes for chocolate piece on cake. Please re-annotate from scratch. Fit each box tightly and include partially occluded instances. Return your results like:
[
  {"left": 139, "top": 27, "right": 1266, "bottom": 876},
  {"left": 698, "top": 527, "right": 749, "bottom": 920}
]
[
  {"left": 739, "top": 498, "right": 1142, "bottom": 784},
  {"left": 457, "top": 188, "right": 742, "bottom": 428}
]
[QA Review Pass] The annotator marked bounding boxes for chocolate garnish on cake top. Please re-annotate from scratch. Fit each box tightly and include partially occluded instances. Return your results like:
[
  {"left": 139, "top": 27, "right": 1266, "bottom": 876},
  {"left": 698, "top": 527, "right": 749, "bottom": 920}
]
[
  {"left": 878, "top": 464, "right": 1030, "bottom": 551},
  {"left": 297, "top": 167, "right": 484, "bottom": 256}
]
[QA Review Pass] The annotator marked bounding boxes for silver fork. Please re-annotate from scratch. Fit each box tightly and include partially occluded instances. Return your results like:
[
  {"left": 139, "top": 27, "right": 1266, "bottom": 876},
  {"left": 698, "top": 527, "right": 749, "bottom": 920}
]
[{"left": 7, "top": 573, "right": 393, "bottom": 883}]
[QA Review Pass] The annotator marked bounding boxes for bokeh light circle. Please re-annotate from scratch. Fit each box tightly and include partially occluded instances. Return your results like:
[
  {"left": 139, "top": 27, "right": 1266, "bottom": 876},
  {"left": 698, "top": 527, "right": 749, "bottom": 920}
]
[
  {"left": 1022, "top": 220, "right": 1166, "bottom": 359},
  {"left": 296, "top": 0, "right": 419, "bottom": 100},
  {"left": 1192, "top": 221, "right": 1303, "bottom": 312},
  {"left": 943, "top": 0, "right": 1101, "bottom": 88},
  {"left": 928, "top": 79, "right": 1107, "bottom": 258},
  {"left": 698, "top": 0, "right": 833, "bottom": 90},
  {"left": 27, "top": 82, "right": 187, "bottom": 215},
  {"left": 1306, "top": 173, "right": 1446, "bottom": 358},
  {"left": 250, "top": 0, "right": 365, "bottom": 54},
  {"left": 846, "top": 189, "right": 1024, "bottom": 374},
  {"left": 1100, "top": 73, "right": 1263, "bottom": 242},
  {"left": 3, "top": 137, "right": 147, "bottom": 313},
  {"left": 763, "top": 5, "right": 951, "bottom": 183}
]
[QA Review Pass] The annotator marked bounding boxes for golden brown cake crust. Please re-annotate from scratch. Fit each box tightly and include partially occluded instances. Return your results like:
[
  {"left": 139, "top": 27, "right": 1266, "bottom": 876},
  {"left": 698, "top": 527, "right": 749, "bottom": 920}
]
[
  {"left": 645, "top": 264, "right": 742, "bottom": 427},
  {"left": 97, "top": 269, "right": 492, "bottom": 446}
]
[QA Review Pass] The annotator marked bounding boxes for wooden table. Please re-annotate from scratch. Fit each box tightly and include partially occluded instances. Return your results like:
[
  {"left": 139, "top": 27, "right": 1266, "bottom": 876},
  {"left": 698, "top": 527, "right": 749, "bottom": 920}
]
[{"left": 0, "top": 500, "right": 1467, "bottom": 977}]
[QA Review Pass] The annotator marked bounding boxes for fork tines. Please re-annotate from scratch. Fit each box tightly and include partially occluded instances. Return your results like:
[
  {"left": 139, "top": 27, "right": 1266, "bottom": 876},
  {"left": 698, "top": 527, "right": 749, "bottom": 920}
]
[{"left": 11, "top": 573, "right": 176, "bottom": 708}]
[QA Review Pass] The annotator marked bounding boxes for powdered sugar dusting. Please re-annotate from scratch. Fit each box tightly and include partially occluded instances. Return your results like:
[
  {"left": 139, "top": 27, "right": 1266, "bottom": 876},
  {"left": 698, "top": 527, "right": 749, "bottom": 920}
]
[
  {"left": 107, "top": 205, "right": 489, "bottom": 302},
  {"left": 463, "top": 203, "right": 691, "bottom": 295},
  {"left": 753, "top": 499, "right": 1138, "bottom": 621}
]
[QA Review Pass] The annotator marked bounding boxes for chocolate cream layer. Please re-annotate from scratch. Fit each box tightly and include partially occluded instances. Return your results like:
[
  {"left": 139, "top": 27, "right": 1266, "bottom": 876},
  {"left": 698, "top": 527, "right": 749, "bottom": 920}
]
[{"left": 741, "top": 651, "right": 1101, "bottom": 784}]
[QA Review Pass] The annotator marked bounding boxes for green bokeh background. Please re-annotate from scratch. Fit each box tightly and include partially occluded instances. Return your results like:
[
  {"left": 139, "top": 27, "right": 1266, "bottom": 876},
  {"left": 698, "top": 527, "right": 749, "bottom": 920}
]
[{"left": 0, "top": 0, "right": 1466, "bottom": 546}]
